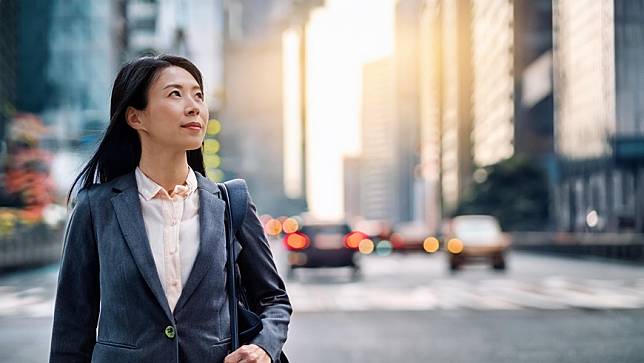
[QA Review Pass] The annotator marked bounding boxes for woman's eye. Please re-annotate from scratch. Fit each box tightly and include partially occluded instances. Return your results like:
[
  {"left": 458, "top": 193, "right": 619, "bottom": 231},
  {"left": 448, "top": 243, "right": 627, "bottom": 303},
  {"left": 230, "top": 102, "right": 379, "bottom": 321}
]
[
  {"left": 170, "top": 90, "right": 181, "bottom": 97},
  {"left": 196, "top": 92, "right": 204, "bottom": 100}
]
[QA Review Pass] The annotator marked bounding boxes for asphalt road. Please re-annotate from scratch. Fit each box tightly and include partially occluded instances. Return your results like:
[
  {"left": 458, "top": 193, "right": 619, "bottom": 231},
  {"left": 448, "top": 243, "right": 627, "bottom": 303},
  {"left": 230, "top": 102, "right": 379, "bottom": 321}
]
[{"left": 1, "top": 250, "right": 644, "bottom": 362}]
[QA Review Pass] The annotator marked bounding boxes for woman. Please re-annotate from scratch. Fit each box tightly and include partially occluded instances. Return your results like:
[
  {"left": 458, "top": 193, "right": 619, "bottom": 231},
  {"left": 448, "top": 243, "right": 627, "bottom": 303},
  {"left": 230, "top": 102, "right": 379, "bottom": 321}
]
[{"left": 49, "top": 55, "right": 291, "bottom": 363}]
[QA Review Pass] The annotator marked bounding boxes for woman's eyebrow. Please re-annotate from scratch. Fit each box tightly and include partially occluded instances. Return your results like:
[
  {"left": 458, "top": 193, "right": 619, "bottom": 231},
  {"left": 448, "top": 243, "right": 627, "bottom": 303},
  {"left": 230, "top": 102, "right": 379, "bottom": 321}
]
[{"left": 162, "top": 83, "right": 201, "bottom": 90}]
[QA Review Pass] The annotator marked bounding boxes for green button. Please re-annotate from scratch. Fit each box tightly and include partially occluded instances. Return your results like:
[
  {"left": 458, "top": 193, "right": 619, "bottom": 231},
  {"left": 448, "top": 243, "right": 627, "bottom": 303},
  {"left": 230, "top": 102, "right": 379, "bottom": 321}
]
[{"left": 164, "top": 326, "right": 175, "bottom": 339}]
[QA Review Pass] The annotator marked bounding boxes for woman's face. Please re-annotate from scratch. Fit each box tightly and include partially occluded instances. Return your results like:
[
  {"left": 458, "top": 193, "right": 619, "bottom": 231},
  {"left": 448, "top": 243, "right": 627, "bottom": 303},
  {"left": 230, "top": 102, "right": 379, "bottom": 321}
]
[{"left": 128, "top": 66, "right": 209, "bottom": 152}]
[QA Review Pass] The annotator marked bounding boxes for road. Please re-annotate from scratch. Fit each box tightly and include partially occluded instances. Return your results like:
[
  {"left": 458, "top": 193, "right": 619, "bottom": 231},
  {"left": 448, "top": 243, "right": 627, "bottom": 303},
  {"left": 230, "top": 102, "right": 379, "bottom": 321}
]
[{"left": 1, "top": 250, "right": 644, "bottom": 362}]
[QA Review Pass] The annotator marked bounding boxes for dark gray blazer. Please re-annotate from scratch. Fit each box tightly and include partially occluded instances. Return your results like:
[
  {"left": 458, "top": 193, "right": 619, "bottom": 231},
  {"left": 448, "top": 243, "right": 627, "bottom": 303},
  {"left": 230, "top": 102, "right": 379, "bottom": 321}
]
[{"left": 49, "top": 170, "right": 292, "bottom": 363}]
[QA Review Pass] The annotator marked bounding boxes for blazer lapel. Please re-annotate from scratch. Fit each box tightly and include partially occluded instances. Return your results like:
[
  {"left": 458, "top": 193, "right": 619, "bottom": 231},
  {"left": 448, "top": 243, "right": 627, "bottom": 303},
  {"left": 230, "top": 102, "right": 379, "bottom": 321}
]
[
  {"left": 110, "top": 171, "right": 174, "bottom": 322},
  {"left": 174, "top": 172, "right": 226, "bottom": 312}
]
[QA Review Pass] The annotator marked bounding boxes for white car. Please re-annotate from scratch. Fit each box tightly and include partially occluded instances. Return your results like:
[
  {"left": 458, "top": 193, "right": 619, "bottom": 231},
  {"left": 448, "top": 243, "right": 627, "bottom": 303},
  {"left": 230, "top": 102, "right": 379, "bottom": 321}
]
[{"left": 443, "top": 215, "right": 510, "bottom": 271}]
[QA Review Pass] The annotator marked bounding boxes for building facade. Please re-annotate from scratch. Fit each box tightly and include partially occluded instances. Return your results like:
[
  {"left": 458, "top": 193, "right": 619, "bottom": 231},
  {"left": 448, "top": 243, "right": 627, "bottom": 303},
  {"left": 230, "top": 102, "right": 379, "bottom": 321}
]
[
  {"left": 44, "top": 0, "right": 122, "bottom": 144},
  {"left": 349, "top": 0, "right": 425, "bottom": 225},
  {"left": 439, "top": 0, "right": 473, "bottom": 214},
  {"left": 470, "top": 0, "right": 515, "bottom": 168},
  {"left": 219, "top": 0, "right": 316, "bottom": 216},
  {"left": 553, "top": 0, "right": 644, "bottom": 232},
  {"left": 358, "top": 58, "right": 398, "bottom": 222},
  {"left": 514, "top": 0, "right": 554, "bottom": 159},
  {"left": 0, "top": 0, "right": 18, "bottom": 144},
  {"left": 394, "top": 0, "right": 423, "bottom": 223},
  {"left": 417, "top": 0, "right": 442, "bottom": 231}
]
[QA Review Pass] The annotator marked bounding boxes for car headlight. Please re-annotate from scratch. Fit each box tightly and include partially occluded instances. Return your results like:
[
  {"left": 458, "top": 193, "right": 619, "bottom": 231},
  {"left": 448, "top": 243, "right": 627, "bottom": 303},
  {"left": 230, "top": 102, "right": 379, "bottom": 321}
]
[{"left": 447, "top": 238, "right": 464, "bottom": 254}]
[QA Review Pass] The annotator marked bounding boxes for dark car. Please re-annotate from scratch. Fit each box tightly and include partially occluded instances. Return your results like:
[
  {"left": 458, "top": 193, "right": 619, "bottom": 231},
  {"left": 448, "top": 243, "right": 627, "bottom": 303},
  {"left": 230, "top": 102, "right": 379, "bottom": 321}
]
[{"left": 283, "top": 221, "right": 363, "bottom": 280}]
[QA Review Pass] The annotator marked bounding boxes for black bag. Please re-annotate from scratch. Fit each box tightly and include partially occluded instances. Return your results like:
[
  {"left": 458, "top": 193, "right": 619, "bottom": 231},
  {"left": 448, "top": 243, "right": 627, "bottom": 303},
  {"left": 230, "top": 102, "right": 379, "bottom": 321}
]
[{"left": 218, "top": 181, "right": 289, "bottom": 363}]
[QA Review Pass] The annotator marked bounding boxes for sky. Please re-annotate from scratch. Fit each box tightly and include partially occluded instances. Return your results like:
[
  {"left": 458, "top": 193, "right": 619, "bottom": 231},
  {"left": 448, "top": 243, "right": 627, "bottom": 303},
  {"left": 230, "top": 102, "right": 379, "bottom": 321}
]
[{"left": 303, "top": 0, "right": 396, "bottom": 220}]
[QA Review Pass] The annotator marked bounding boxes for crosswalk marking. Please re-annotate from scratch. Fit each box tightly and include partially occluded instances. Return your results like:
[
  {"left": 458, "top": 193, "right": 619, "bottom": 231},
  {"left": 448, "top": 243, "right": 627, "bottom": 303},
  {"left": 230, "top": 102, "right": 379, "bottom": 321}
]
[
  {"left": 1, "top": 277, "right": 644, "bottom": 317},
  {"left": 287, "top": 279, "right": 644, "bottom": 312},
  {"left": 2, "top": 256, "right": 644, "bottom": 317},
  {"left": 0, "top": 291, "right": 53, "bottom": 318}
]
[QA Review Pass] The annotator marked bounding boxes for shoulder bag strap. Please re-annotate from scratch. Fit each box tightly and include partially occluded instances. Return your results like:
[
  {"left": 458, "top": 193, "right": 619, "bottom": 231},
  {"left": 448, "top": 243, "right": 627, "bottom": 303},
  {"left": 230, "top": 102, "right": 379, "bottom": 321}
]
[
  {"left": 217, "top": 182, "right": 241, "bottom": 350},
  {"left": 217, "top": 180, "right": 248, "bottom": 351}
]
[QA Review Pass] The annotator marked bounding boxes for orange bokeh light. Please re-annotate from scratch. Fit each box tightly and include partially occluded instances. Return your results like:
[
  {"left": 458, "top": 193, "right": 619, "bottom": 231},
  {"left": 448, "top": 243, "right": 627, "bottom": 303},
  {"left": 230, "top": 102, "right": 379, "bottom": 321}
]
[
  {"left": 282, "top": 218, "right": 300, "bottom": 234},
  {"left": 447, "top": 238, "right": 464, "bottom": 254},
  {"left": 265, "top": 219, "right": 283, "bottom": 236},
  {"left": 423, "top": 237, "right": 440, "bottom": 253},
  {"left": 344, "top": 231, "right": 367, "bottom": 249},
  {"left": 285, "top": 232, "right": 310, "bottom": 250}
]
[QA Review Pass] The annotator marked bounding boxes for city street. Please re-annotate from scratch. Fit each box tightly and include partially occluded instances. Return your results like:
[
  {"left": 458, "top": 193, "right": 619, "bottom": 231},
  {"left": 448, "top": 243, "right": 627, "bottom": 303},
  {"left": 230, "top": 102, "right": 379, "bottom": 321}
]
[
  {"left": 1, "top": 250, "right": 644, "bottom": 362},
  {"left": 3, "top": 0, "right": 644, "bottom": 362}
]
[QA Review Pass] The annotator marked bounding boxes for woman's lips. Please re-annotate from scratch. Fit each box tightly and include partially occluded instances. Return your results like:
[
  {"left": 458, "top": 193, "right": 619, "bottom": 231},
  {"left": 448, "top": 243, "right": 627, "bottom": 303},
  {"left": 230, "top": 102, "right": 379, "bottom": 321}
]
[{"left": 181, "top": 123, "right": 202, "bottom": 130}]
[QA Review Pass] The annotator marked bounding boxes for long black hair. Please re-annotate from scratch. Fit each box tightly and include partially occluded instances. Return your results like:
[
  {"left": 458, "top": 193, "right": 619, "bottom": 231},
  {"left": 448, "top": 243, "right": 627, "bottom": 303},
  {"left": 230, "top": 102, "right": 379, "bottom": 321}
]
[{"left": 67, "top": 54, "right": 206, "bottom": 205}]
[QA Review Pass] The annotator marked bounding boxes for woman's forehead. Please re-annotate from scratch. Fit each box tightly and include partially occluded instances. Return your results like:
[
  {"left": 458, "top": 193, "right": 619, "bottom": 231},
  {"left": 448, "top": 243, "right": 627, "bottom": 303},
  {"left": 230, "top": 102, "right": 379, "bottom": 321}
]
[{"left": 152, "top": 66, "right": 200, "bottom": 90}]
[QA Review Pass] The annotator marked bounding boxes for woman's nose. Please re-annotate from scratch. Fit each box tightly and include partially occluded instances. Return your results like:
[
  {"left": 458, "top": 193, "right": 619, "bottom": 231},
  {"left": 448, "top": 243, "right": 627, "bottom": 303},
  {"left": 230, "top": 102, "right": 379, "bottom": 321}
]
[
  {"left": 185, "top": 99, "right": 200, "bottom": 115},
  {"left": 186, "top": 106, "right": 199, "bottom": 115}
]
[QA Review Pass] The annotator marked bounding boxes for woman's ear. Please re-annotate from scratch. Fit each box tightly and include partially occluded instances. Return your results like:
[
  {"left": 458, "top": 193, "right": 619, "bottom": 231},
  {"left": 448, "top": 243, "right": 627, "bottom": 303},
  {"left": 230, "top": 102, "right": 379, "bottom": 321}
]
[{"left": 126, "top": 106, "right": 146, "bottom": 131}]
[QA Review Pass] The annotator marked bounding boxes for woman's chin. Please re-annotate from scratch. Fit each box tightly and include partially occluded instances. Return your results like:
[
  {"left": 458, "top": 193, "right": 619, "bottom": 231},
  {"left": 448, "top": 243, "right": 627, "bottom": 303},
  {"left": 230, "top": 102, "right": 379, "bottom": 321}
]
[{"left": 184, "top": 141, "right": 205, "bottom": 151}]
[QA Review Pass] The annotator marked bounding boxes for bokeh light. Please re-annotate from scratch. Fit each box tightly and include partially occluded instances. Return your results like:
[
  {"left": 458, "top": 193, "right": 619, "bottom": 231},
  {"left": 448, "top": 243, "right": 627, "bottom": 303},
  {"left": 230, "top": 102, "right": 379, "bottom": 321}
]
[
  {"left": 423, "top": 237, "right": 440, "bottom": 253},
  {"left": 282, "top": 217, "right": 300, "bottom": 234},
  {"left": 284, "top": 232, "right": 310, "bottom": 250},
  {"left": 447, "top": 238, "right": 464, "bottom": 254},
  {"left": 265, "top": 218, "right": 283, "bottom": 236},
  {"left": 344, "top": 231, "right": 367, "bottom": 249},
  {"left": 358, "top": 238, "right": 374, "bottom": 254},
  {"left": 375, "top": 240, "right": 393, "bottom": 256},
  {"left": 586, "top": 210, "right": 599, "bottom": 228},
  {"left": 207, "top": 119, "right": 221, "bottom": 135}
]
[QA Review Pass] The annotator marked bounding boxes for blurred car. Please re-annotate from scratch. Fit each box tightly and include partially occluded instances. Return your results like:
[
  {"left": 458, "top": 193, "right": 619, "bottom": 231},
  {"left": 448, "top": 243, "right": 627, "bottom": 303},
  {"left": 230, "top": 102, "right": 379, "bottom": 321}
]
[
  {"left": 282, "top": 220, "right": 364, "bottom": 280},
  {"left": 442, "top": 215, "right": 510, "bottom": 271},
  {"left": 390, "top": 221, "right": 435, "bottom": 251},
  {"left": 351, "top": 218, "right": 392, "bottom": 243}
]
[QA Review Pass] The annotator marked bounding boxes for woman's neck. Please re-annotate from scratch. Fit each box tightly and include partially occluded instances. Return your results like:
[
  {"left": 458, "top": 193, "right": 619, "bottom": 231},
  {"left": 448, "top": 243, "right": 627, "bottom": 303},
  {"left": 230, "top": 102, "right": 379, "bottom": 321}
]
[{"left": 138, "top": 147, "right": 190, "bottom": 193}]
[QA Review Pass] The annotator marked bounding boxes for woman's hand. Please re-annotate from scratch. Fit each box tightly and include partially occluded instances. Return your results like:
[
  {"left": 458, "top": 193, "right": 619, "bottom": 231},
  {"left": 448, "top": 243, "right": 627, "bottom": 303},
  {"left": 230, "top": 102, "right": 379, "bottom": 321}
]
[{"left": 224, "top": 344, "right": 271, "bottom": 363}]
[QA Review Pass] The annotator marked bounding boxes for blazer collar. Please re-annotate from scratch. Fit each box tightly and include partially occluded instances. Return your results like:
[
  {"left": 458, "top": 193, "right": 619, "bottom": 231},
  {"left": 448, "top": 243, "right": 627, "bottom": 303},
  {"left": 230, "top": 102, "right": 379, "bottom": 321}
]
[
  {"left": 110, "top": 169, "right": 226, "bottom": 320},
  {"left": 110, "top": 168, "right": 219, "bottom": 195}
]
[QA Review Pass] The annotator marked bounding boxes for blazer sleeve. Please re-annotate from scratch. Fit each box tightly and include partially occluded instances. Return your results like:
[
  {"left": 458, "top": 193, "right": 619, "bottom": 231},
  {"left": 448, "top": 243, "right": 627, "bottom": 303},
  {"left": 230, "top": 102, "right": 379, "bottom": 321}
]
[
  {"left": 49, "top": 188, "right": 100, "bottom": 363},
  {"left": 236, "top": 189, "right": 292, "bottom": 362}
]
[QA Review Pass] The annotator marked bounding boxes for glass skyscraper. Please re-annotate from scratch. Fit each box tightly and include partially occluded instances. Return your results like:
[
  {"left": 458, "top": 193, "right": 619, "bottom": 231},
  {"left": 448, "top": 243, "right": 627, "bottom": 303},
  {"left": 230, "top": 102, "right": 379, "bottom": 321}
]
[{"left": 554, "top": 0, "right": 644, "bottom": 232}]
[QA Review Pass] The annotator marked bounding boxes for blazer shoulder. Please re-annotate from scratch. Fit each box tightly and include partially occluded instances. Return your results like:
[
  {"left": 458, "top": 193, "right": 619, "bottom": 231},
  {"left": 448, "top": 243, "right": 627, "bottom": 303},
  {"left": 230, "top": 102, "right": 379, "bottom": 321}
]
[
  {"left": 70, "top": 186, "right": 91, "bottom": 208},
  {"left": 222, "top": 178, "right": 249, "bottom": 192},
  {"left": 79, "top": 182, "right": 108, "bottom": 201},
  {"left": 71, "top": 174, "right": 124, "bottom": 209},
  {"left": 94, "top": 171, "right": 135, "bottom": 196}
]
